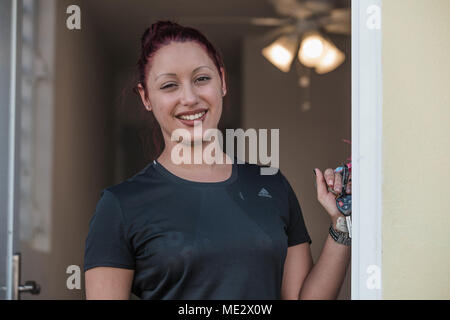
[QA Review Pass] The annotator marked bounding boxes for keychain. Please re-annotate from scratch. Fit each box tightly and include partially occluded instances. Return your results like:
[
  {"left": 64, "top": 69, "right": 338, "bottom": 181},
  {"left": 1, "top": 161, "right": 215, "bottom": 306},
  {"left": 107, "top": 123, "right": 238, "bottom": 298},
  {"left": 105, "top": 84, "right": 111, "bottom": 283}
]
[{"left": 334, "top": 162, "right": 352, "bottom": 237}]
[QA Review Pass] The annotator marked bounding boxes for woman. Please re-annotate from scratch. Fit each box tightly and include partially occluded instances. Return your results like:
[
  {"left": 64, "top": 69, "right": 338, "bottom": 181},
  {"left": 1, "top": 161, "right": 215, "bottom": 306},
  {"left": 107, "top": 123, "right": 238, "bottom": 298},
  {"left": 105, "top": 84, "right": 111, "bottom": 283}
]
[{"left": 84, "top": 20, "right": 351, "bottom": 300}]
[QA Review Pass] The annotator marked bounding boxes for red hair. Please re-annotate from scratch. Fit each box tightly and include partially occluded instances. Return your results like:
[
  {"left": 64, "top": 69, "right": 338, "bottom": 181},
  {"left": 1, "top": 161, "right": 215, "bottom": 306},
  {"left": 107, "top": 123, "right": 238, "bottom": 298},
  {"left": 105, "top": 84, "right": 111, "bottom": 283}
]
[{"left": 133, "top": 20, "right": 228, "bottom": 161}]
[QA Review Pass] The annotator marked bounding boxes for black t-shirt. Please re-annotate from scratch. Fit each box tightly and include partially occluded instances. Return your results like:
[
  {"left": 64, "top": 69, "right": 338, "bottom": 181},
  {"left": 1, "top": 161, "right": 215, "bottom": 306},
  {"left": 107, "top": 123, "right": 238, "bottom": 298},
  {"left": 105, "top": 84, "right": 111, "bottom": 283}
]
[{"left": 84, "top": 160, "right": 311, "bottom": 299}]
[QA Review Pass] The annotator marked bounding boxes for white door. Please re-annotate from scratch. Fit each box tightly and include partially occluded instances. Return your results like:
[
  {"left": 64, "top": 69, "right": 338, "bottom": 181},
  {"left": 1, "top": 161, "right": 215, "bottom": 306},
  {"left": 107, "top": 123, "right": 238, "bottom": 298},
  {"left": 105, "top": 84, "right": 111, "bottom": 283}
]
[
  {"left": 0, "top": 0, "right": 42, "bottom": 300},
  {"left": 1, "top": 0, "right": 20, "bottom": 299}
]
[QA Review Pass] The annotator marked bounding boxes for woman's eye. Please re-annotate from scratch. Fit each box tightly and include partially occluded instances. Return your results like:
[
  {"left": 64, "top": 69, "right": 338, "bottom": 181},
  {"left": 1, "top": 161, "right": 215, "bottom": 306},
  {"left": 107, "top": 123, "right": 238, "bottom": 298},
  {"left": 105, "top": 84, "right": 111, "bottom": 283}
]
[
  {"left": 161, "top": 77, "right": 209, "bottom": 90},
  {"left": 161, "top": 83, "right": 176, "bottom": 90},
  {"left": 196, "top": 76, "right": 210, "bottom": 83}
]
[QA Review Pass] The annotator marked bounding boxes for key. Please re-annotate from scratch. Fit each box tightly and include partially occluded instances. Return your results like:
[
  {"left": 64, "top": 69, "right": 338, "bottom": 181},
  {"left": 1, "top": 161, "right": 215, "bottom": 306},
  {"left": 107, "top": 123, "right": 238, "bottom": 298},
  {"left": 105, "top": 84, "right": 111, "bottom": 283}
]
[
  {"left": 336, "top": 163, "right": 352, "bottom": 238},
  {"left": 336, "top": 164, "right": 352, "bottom": 215},
  {"left": 346, "top": 216, "right": 352, "bottom": 238}
]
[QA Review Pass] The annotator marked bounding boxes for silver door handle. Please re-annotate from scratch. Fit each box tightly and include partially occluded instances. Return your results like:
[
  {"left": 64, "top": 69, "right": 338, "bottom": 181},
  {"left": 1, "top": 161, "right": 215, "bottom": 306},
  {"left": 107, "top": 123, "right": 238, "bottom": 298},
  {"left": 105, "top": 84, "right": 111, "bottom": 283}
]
[
  {"left": 13, "top": 253, "right": 41, "bottom": 299},
  {"left": 19, "top": 281, "right": 41, "bottom": 295}
]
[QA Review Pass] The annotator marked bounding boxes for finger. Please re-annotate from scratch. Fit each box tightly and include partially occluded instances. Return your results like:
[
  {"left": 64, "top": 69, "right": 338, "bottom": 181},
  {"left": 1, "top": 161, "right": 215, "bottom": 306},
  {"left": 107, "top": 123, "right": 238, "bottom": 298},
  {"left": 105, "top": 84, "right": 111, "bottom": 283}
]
[
  {"left": 346, "top": 180, "right": 352, "bottom": 194},
  {"left": 314, "top": 168, "right": 328, "bottom": 199},
  {"left": 323, "top": 168, "right": 335, "bottom": 189},
  {"left": 346, "top": 170, "right": 352, "bottom": 193},
  {"left": 334, "top": 171, "right": 343, "bottom": 194}
]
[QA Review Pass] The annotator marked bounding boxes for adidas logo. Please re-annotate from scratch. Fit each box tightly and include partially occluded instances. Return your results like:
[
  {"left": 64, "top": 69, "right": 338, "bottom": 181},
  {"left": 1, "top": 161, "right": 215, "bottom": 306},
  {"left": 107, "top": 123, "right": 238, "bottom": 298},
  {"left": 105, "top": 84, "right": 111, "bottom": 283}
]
[{"left": 258, "top": 187, "right": 272, "bottom": 198}]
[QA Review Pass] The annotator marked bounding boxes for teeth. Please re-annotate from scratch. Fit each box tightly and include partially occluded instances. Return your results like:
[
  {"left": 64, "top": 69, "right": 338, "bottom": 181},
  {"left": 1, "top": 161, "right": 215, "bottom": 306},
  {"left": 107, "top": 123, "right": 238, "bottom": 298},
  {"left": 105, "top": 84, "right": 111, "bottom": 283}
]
[{"left": 178, "top": 111, "right": 206, "bottom": 120}]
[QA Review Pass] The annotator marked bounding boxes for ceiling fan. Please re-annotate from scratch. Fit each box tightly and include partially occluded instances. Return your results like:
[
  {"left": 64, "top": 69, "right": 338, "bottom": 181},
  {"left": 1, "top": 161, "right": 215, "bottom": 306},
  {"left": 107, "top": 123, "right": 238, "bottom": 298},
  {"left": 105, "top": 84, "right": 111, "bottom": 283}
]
[{"left": 177, "top": 0, "right": 351, "bottom": 74}]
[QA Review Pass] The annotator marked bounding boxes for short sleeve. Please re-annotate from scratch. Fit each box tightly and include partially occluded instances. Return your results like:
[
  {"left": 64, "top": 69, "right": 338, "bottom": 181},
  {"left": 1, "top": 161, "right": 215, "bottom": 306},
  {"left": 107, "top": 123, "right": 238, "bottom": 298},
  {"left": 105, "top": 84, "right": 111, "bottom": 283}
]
[
  {"left": 84, "top": 189, "right": 135, "bottom": 272},
  {"left": 279, "top": 172, "right": 312, "bottom": 247}
]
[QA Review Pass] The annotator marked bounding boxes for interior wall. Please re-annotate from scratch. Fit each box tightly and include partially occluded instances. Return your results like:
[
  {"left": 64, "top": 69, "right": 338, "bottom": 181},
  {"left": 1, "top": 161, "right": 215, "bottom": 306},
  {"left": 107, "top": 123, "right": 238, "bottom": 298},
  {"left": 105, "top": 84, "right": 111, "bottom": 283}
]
[
  {"left": 382, "top": 0, "right": 450, "bottom": 299},
  {"left": 21, "top": 0, "right": 114, "bottom": 299},
  {"left": 242, "top": 35, "right": 351, "bottom": 299}
]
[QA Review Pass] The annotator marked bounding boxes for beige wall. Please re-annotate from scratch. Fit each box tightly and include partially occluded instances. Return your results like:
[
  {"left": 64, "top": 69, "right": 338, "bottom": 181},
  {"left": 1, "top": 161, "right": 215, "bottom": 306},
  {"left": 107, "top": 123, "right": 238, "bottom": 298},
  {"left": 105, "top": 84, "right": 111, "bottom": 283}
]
[
  {"left": 382, "top": 0, "right": 450, "bottom": 299},
  {"left": 242, "top": 35, "right": 351, "bottom": 299},
  {"left": 21, "top": 0, "right": 114, "bottom": 299}
]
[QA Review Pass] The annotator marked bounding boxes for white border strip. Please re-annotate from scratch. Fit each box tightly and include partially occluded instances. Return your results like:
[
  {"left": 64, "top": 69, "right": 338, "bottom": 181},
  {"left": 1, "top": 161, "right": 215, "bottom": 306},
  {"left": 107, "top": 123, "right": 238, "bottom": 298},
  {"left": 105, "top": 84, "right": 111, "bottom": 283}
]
[
  {"left": 6, "top": 0, "right": 18, "bottom": 300},
  {"left": 351, "top": 0, "right": 383, "bottom": 300}
]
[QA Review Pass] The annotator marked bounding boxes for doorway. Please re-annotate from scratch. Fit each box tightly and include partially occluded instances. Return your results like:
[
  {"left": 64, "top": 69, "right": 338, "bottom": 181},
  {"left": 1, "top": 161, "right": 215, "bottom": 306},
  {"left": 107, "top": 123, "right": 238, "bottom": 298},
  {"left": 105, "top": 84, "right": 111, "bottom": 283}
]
[{"left": 0, "top": 0, "right": 372, "bottom": 300}]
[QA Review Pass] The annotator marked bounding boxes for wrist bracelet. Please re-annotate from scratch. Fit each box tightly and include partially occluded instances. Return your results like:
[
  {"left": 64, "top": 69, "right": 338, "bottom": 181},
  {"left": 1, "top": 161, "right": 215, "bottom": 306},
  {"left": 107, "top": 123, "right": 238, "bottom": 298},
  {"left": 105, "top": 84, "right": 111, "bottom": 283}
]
[{"left": 329, "top": 223, "right": 351, "bottom": 246}]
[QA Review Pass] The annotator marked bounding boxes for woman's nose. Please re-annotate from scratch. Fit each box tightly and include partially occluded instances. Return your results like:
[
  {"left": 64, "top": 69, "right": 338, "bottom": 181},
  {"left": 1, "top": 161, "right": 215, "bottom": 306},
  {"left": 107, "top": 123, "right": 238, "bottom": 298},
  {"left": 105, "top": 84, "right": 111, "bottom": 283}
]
[{"left": 180, "top": 83, "right": 199, "bottom": 106}]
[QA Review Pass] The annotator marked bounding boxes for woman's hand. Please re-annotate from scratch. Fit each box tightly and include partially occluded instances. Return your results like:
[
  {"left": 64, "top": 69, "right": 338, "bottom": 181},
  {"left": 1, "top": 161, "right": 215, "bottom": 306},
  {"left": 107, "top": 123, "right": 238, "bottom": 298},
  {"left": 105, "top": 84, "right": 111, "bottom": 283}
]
[{"left": 313, "top": 167, "right": 351, "bottom": 223}]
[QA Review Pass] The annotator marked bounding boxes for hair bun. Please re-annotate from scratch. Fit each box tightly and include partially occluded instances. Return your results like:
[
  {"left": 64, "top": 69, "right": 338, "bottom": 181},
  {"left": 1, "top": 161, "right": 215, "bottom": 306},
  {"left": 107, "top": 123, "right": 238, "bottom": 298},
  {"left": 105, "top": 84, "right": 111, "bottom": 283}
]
[{"left": 141, "top": 20, "right": 181, "bottom": 49}]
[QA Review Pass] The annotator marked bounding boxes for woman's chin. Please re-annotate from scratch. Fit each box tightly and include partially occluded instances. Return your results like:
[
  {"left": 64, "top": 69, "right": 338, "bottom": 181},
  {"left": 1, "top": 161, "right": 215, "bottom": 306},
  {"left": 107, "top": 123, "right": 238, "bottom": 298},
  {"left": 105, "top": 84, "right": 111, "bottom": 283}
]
[{"left": 176, "top": 136, "right": 208, "bottom": 146}]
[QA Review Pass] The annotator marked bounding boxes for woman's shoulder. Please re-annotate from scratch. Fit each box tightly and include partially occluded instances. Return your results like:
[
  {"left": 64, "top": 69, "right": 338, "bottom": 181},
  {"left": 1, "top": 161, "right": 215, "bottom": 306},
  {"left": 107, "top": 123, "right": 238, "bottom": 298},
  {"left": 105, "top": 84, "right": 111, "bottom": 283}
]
[{"left": 99, "top": 161, "right": 165, "bottom": 207}]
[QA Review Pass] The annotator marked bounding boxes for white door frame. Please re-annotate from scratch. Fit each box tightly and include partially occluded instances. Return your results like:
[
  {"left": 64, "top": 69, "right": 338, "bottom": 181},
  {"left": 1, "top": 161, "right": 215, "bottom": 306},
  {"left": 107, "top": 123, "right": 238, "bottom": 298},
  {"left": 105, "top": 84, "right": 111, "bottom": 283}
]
[
  {"left": 5, "top": 0, "right": 19, "bottom": 300},
  {"left": 351, "top": 0, "right": 383, "bottom": 299}
]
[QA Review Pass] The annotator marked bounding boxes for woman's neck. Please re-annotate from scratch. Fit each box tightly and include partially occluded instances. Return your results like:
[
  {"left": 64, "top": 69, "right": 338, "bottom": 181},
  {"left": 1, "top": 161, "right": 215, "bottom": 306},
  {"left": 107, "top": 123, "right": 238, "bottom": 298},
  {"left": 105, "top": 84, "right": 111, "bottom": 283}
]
[{"left": 156, "top": 141, "right": 233, "bottom": 182}]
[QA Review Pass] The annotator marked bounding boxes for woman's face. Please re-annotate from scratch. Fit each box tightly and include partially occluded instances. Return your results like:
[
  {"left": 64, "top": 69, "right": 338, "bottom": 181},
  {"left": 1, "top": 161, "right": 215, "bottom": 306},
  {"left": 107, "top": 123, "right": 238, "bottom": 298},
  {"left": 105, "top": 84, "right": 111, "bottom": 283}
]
[{"left": 138, "top": 41, "right": 226, "bottom": 145}]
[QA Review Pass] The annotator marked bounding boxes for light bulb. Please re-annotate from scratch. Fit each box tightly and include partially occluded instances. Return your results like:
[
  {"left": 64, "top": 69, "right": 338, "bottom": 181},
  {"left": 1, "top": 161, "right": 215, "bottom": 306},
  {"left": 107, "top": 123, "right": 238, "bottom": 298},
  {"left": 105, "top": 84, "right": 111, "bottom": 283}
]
[
  {"left": 298, "top": 33, "right": 326, "bottom": 67},
  {"left": 315, "top": 43, "right": 345, "bottom": 74},
  {"left": 262, "top": 34, "right": 298, "bottom": 73}
]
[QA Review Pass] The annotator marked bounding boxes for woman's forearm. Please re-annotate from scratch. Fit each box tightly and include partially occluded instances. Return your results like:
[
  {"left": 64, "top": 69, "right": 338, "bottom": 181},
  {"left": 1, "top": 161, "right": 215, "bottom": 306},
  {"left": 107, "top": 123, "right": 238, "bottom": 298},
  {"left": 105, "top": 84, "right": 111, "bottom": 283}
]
[{"left": 298, "top": 222, "right": 351, "bottom": 300}]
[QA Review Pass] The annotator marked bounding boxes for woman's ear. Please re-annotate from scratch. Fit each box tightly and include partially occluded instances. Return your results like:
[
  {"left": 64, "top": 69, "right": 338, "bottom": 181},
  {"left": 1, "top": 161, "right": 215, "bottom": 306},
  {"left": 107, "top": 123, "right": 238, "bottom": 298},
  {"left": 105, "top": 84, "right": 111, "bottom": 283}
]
[
  {"left": 137, "top": 83, "right": 152, "bottom": 111},
  {"left": 220, "top": 67, "right": 227, "bottom": 97}
]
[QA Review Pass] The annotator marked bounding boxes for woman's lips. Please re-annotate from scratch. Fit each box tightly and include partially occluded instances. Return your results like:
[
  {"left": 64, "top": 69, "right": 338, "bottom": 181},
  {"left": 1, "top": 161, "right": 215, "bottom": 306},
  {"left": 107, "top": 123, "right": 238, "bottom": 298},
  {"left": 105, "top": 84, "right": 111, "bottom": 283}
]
[{"left": 175, "top": 110, "right": 208, "bottom": 127}]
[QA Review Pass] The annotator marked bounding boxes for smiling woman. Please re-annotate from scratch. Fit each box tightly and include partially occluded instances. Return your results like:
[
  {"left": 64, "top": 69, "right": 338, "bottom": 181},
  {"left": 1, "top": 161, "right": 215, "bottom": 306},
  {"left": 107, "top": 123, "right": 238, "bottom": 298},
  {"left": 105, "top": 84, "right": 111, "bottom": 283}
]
[
  {"left": 138, "top": 42, "right": 225, "bottom": 145},
  {"left": 134, "top": 21, "right": 227, "bottom": 158},
  {"left": 83, "top": 20, "right": 350, "bottom": 300}
]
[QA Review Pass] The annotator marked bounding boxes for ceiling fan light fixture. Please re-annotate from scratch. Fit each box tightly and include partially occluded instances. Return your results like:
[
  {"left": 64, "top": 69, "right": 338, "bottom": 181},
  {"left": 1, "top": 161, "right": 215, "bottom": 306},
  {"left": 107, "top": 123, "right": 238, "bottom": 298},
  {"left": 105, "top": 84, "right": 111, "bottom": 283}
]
[
  {"left": 262, "top": 34, "right": 298, "bottom": 73},
  {"left": 298, "top": 32, "right": 326, "bottom": 67},
  {"left": 315, "top": 42, "right": 346, "bottom": 74}
]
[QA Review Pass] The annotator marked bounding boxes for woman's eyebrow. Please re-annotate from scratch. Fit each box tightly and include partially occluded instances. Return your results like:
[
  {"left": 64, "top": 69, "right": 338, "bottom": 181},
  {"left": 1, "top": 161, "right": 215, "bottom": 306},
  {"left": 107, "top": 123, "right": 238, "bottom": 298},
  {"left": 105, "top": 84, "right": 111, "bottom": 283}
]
[
  {"left": 193, "top": 65, "right": 214, "bottom": 73},
  {"left": 155, "top": 65, "right": 214, "bottom": 81}
]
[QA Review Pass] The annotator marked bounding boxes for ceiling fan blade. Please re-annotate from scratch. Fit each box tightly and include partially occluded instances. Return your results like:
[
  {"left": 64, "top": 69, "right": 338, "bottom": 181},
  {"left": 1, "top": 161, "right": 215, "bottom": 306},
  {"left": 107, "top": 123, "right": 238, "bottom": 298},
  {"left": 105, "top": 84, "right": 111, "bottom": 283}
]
[
  {"left": 254, "top": 24, "right": 297, "bottom": 44},
  {"left": 249, "top": 17, "right": 292, "bottom": 26},
  {"left": 332, "top": 7, "right": 351, "bottom": 19},
  {"left": 302, "top": 0, "right": 335, "bottom": 13},
  {"left": 176, "top": 16, "right": 290, "bottom": 26},
  {"left": 323, "top": 23, "right": 351, "bottom": 35},
  {"left": 317, "top": 7, "right": 350, "bottom": 34},
  {"left": 324, "top": 7, "right": 351, "bottom": 24},
  {"left": 268, "top": 0, "right": 314, "bottom": 19}
]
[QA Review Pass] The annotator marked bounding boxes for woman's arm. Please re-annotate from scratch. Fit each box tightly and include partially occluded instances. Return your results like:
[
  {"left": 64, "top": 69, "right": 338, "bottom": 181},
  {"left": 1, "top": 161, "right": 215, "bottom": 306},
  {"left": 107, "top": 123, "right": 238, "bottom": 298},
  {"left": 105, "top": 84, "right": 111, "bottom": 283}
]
[
  {"left": 299, "top": 218, "right": 351, "bottom": 299},
  {"left": 281, "top": 228, "right": 350, "bottom": 300},
  {"left": 85, "top": 267, "right": 134, "bottom": 300},
  {"left": 281, "top": 166, "right": 352, "bottom": 299},
  {"left": 281, "top": 242, "right": 313, "bottom": 299}
]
